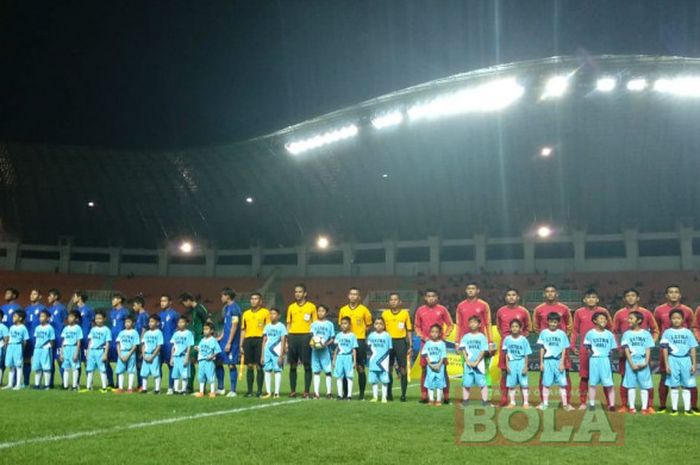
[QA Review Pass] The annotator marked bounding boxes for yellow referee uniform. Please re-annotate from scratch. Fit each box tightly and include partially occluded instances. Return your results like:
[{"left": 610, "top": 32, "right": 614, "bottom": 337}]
[
  {"left": 338, "top": 304, "right": 372, "bottom": 340},
  {"left": 381, "top": 309, "right": 413, "bottom": 340}
]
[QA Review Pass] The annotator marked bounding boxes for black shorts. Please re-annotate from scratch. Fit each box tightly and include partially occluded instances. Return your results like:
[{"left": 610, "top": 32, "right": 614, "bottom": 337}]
[
  {"left": 356, "top": 339, "right": 368, "bottom": 366},
  {"left": 287, "top": 333, "right": 311, "bottom": 365},
  {"left": 242, "top": 337, "right": 263, "bottom": 366},
  {"left": 390, "top": 338, "right": 409, "bottom": 369}
]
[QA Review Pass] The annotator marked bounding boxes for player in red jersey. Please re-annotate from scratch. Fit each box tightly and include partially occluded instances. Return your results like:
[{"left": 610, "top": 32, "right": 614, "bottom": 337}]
[
  {"left": 613, "top": 288, "right": 659, "bottom": 413},
  {"left": 533, "top": 285, "right": 573, "bottom": 404},
  {"left": 653, "top": 285, "right": 697, "bottom": 414},
  {"left": 695, "top": 305, "right": 700, "bottom": 344},
  {"left": 455, "top": 282, "right": 492, "bottom": 342},
  {"left": 571, "top": 289, "right": 612, "bottom": 409},
  {"left": 414, "top": 289, "right": 454, "bottom": 404},
  {"left": 495, "top": 288, "right": 532, "bottom": 406}
]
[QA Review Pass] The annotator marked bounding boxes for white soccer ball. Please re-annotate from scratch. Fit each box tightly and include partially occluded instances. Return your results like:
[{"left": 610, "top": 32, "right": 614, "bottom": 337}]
[{"left": 310, "top": 335, "right": 324, "bottom": 349}]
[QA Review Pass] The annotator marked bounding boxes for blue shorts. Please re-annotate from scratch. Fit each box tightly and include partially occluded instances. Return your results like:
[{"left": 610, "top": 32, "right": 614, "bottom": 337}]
[
  {"left": 218, "top": 341, "right": 240, "bottom": 365},
  {"left": 622, "top": 360, "right": 653, "bottom": 389},
  {"left": 589, "top": 357, "right": 614, "bottom": 387},
  {"left": 5, "top": 344, "right": 24, "bottom": 368},
  {"left": 666, "top": 356, "right": 697, "bottom": 388},
  {"left": 86, "top": 349, "right": 107, "bottom": 373},
  {"left": 542, "top": 358, "right": 567, "bottom": 387},
  {"left": 116, "top": 351, "right": 137, "bottom": 374},
  {"left": 198, "top": 360, "right": 216, "bottom": 384},
  {"left": 424, "top": 364, "right": 446, "bottom": 390},
  {"left": 369, "top": 369, "right": 389, "bottom": 385},
  {"left": 333, "top": 354, "right": 354, "bottom": 379},
  {"left": 263, "top": 351, "right": 284, "bottom": 373},
  {"left": 61, "top": 346, "right": 80, "bottom": 370},
  {"left": 171, "top": 356, "right": 190, "bottom": 380},
  {"left": 462, "top": 364, "right": 486, "bottom": 388},
  {"left": 140, "top": 355, "right": 161, "bottom": 378},
  {"left": 31, "top": 347, "right": 53, "bottom": 372},
  {"left": 311, "top": 348, "right": 331, "bottom": 374},
  {"left": 506, "top": 359, "right": 528, "bottom": 388}
]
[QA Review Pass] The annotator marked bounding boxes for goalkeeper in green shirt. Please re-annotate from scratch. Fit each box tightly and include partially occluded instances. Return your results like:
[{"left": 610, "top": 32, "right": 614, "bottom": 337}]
[{"left": 180, "top": 292, "right": 209, "bottom": 393}]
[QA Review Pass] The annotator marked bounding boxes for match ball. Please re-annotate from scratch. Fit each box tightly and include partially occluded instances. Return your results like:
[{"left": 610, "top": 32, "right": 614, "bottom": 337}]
[{"left": 309, "top": 335, "right": 324, "bottom": 349}]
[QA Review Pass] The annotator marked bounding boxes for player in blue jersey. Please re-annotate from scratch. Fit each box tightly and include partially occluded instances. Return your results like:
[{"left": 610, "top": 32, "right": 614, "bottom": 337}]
[
  {"left": 218, "top": 288, "right": 242, "bottom": 396},
  {"left": 31, "top": 309, "right": 56, "bottom": 389},
  {"left": 72, "top": 290, "right": 94, "bottom": 382},
  {"left": 261, "top": 308, "right": 287, "bottom": 398},
  {"left": 660, "top": 309, "right": 698, "bottom": 416},
  {"left": 333, "top": 316, "right": 358, "bottom": 400},
  {"left": 82, "top": 311, "right": 112, "bottom": 392},
  {"left": 0, "top": 310, "right": 9, "bottom": 384},
  {"left": 60, "top": 310, "right": 83, "bottom": 390},
  {"left": 47, "top": 289, "right": 67, "bottom": 388},
  {"left": 583, "top": 312, "right": 618, "bottom": 411},
  {"left": 158, "top": 294, "right": 179, "bottom": 394},
  {"left": 536, "top": 312, "right": 573, "bottom": 411},
  {"left": 459, "top": 316, "right": 490, "bottom": 407},
  {"left": 106, "top": 292, "right": 129, "bottom": 389},
  {"left": 169, "top": 316, "right": 194, "bottom": 395},
  {"left": 367, "top": 317, "right": 393, "bottom": 403},
  {"left": 195, "top": 321, "right": 222, "bottom": 398},
  {"left": 131, "top": 295, "right": 149, "bottom": 390},
  {"left": 24, "top": 289, "right": 46, "bottom": 387},
  {"left": 502, "top": 319, "right": 532, "bottom": 408},
  {"left": 621, "top": 311, "right": 655, "bottom": 414},
  {"left": 421, "top": 324, "right": 448, "bottom": 406},
  {"left": 140, "top": 314, "right": 164, "bottom": 394},
  {"left": 310, "top": 304, "right": 335, "bottom": 399},
  {"left": 115, "top": 315, "right": 139, "bottom": 393},
  {"left": 2, "top": 309, "right": 28, "bottom": 390},
  {"left": 1, "top": 287, "right": 21, "bottom": 326}
]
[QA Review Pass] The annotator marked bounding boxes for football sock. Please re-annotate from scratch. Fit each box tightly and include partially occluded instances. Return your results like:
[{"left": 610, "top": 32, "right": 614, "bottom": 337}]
[
  {"left": 23, "top": 364, "right": 31, "bottom": 387},
  {"left": 313, "top": 374, "right": 321, "bottom": 395},
  {"left": 34, "top": 373, "right": 41, "bottom": 387},
  {"left": 604, "top": 386, "right": 615, "bottom": 408},
  {"left": 579, "top": 378, "right": 589, "bottom": 405},
  {"left": 118, "top": 374, "right": 125, "bottom": 390},
  {"left": 400, "top": 374, "right": 407, "bottom": 397},
  {"left": 561, "top": 386, "right": 568, "bottom": 406},
  {"left": 128, "top": 374, "right": 135, "bottom": 390},
  {"left": 620, "top": 386, "right": 628, "bottom": 406},
  {"left": 290, "top": 367, "right": 298, "bottom": 392},
  {"left": 105, "top": 363, "right": 114, "bottom": 387},
  {"left": 154, "top": 377, "right": 161, "bottom": 392},
  {"left": 509, "top": 389, "right": 516, "bottom": 405},
  {"left": 337, "top": 378, "right": 344, "bottom": 397},
  {"left": 436, "top": 389, "right": 443, "bottom": 403},
  {"left": 641, "top": 389, "right": 649, "bottom": 410},
  {"left": 346, "top": 379, "right": 353, "bottom": 398},
  {"left": 381, "top": 384, "right": 387, "bottom": 401},
  {"left": 0, "top": 369, "right": 3, "bottom": 385},
  {"left": 372, "top": 384, "right": 379, "bottom": 399},
  {"left": 325, "top": 374, "right": 332, "bottom": 395},
  {"left": 659, "top": 379, "right": 668, "bottom": 409},
  {"left": 538, "top": 372, "right": 544, "bottom": 402},
  {"left": 274, "top": 372, "right": 282, "bottom": 395},
  {"left": 44, "top": 371, "right": 51, "bottom": 387},
  {"left": 86, "top": 372, "right": 93, "bottom": 389},
  {"left": 522, "top": 388, "right": 529, "bottom": 405},
  {"left": 8, "top": 369, "right": 15, "bottom": 387},
  {"left": 682, "top": 389, "right": 691, "bottom": 411},
  {"left": 443, "top": 372, "right": 450, "bottom": 401},
  {"left": 588, "top": 386, "right": 597, "bottom": 406},
  {"left": 173, "top": 379, "right": 180, "bottom": 392},
  {"left": 690, "top": 387, "right": 697, "bottom": 409},
  {"left": 16, "top": 369, "right": 23, "bottom": 388},
  {"left": 246, "top": 367, "right": 254, "bottom": 393},
  {"left": 303, "top": 365, "right": 312, "bottom": 393},
  {"left": 229, "top": 367, "right": 238, "bottom": 392},
  {"left": 358, "top": 371, "right": 366, "bottom": 398},
  {"left": 462, "top": 387, "right": 470, "bottom": 401},
  {"left": 215, "top": 366, "right": 225, "bottom": 390},
  {"left": 63, "top": 371, "right": 69, "bottom": 389},
  {"left": 428, "top": 389, "right": 435, "bottom": 403},
  {"left": 481, "top": 386, "right": 489, "bottom": 402},
  {"left": 100, "top": 373, "right": 108, "bottom": 389},
  {"left": 671, "top": 389, "right": 679, "bottom": 411},
  {"left": 542, "top": 386, "right": 550, "bottom": 406},
  {"left": 209, "top": 383, "right": 215, "bottom": 394},
  {"left": 256, "top": 368, "right": 263, "bottom": 393},
  {"left": 264, "top": 372, "right": 272, "bottom": 394},
  {"left": 500, "top": 371, "right": 508, "bottom": 406},
  {"left": 629, "top": 388, "right": 636, "bottom": 409},
  {"left": 199, "top": 383, "right": 205, "bottom": 394},
  {"left": 72, "top": 370, "right": 79, "bottom": 388},
  {"left": 142, "top": 378, "right": 148, "bottom": 391},
  {"left": 565, "top": 372, "right": 572, "bottom": 405}
]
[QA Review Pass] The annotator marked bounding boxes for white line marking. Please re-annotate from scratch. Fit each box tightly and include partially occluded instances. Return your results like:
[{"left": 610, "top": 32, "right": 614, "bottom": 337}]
[{"left": 0, "top": 399, "right": 302, "bottom": 450}]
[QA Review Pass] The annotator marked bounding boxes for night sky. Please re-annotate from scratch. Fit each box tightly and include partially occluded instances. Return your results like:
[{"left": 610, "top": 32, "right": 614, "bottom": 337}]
[{"left": 2, "top": 0, "right": 700, "bottom": 150}]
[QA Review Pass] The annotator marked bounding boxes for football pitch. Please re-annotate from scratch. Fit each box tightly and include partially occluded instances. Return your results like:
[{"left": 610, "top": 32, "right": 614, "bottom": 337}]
[{"left": 1, "top": 370, "right": 699, "bottom": 464}]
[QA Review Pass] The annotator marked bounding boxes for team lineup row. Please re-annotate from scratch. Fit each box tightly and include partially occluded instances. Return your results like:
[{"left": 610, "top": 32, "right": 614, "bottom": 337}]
[{"left": 0, "top": 283, "right": 699, "bottom": 414}]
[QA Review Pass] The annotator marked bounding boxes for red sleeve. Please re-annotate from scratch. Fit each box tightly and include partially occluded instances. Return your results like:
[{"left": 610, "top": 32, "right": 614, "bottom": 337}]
[
  {"left": 571, "top": 310, "right": 580, "bottom": 348},
  {"left": 442, "top": 307, "right": 454, "bottom": 327},
  {"left": 533, "top": 308, "right": 541, "bottom": 332},
  {"left": 455, "top": 304, "right": 463, "bottom": 341},
  {"left": 484, "top": 303, "right": 492, "bottom": 341},
  {"left": 647, "top": 311, "right": 660, "bottom": 342},
  {"left": 694, "top": 308, "right": 700, "bottom": 341},
  {"left": 524, "top": 309, "right": 533, "bottom": 335},
  {"left": 605, "top": 308, "right": 613, "bottom": 330},
  {"left": 496, "top": 308, "right": 503, "bottom": 336},
  {"left": 612, "top": 311, "right": 620, "bottom": 335},
  {"left": 414, "top": 310, "right": 423, "bottom": 340},
  {"left": 685, "top": 306, "right": 694, "bottom": 330}
]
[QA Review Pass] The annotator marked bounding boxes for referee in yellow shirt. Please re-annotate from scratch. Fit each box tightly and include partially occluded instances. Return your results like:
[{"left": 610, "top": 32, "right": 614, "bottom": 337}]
[
  {"left": 338, "top": 287, "right": 373, "bottom": 400},
  {"left": 381, "top": 292, "right": 413, "bottom": 402},
  {"left": 239, "top": 292, "right": 270, "bottom": 397},
  {"left": 285, "top": 284, "right": 317, "bottom": 398}
]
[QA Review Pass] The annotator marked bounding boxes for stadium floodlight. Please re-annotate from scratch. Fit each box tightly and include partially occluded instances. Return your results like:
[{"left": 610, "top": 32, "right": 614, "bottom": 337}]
[
  {"left": 285, "top": 124, "right": 359, "bottom": 155},
  {"left": 245, "top": 196, "right": 254, "bottom": 204},
  {"left": 316, "top": 235, "right": 330, "bottom": 249},
  {"left": 626, "top": 78, "right": 647, "bottom": 92},
  {"left": 179, "top": 241, "right": 193, "bottom": 254},
  {"left": 407, "top": 78, "right": 524, "bottom": 121},
  {"left": 371, "top": 111, "right": 404, "bottom": 130},
  {"left": 596, "top": 77, "right": 617, "bottom": 92},
  {"left": 542, "top": 75, "right": 569, "bottom": 99},
  {"left": 536, "top": 225, "right": 552, "bottom": 239},
  {"left": 87, "top": 201, "right": 95, "bottom": 208},
  {"left": 653, "top": 77, "right": 700, "bottom": 97},
  {"left": 540, "top": 146, "right": 553, "bottom": 157}
]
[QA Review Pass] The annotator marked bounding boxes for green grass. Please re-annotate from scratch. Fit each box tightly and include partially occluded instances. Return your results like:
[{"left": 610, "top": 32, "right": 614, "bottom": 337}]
[{"left": 1, "top": 369, "right": 699, "bottom": 464}]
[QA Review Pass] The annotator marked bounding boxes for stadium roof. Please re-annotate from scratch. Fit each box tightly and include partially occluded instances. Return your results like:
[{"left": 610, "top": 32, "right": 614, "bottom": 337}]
[{"left": 2, "top": 55, "right": 700, "bottom": 249}]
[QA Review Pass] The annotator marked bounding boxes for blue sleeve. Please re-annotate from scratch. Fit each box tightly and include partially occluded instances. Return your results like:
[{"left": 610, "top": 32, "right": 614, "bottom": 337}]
[
  {"left": 188, "top": 332, "right": 194, "bottom": 346},
  {"left": 440, "top": 343, "right": 447, "bottom": 359},
  {"left": 689, "top": 332, "right": 699, "bottom": 349},
  {"left": 523, "top": 339, "right": 532, "bottom": 356},
  {"left": 213, "top": 341, "right": 222, "bottom": 354},
  {"left": 22, "top": 327, "right": 29, "bottom": 341},
  {"left": 388, "top": 335, "right": 393, "bottom": 349},
  {"left": 352, "top": 335, "right": 358, "bottom": 349},
  {"left": 480, "top": 336, "right": 489, "bottom": 352},
  {"left": 561, "top": 332, "right": 570, "bottom": 348},
  {"left": 105, "top": 330, "right": 112, "bottom": 342},
  {"left": 50, "top": 327, "right": 56, "bottom": 340},
  {"left": 157, "top": 332, "right": 164, "bottom": 345}
]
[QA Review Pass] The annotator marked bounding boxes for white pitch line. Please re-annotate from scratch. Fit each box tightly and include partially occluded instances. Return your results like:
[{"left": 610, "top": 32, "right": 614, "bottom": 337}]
[{"left": 0, "top": 399, "right": 302, "bottom": 450}]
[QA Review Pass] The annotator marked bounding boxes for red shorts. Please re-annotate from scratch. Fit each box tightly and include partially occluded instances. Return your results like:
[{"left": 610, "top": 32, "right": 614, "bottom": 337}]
[{"left": 578, "top": 346, "right": 590, "bottom": 377}]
